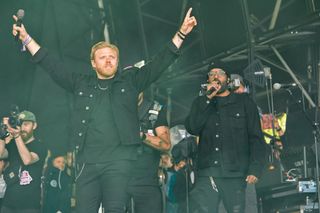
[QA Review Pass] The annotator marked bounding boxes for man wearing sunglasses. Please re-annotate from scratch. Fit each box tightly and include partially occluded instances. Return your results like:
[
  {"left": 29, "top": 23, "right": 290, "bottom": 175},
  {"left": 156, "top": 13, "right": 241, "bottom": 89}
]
[{"left": 185, "top": 63, "right": 266, "bottom": 213}]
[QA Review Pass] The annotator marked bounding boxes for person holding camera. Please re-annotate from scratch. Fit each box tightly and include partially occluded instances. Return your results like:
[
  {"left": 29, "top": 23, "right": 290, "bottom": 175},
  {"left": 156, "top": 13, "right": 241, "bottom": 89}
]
[
  {"left": 185, "top": 64, "right": 266, "bottom": 213},
  {"left": 12, "top": 8, "right": 197, "bottom": 213},
  {"left": 0, "top": 111, "right": 47, "bottom": 213}
]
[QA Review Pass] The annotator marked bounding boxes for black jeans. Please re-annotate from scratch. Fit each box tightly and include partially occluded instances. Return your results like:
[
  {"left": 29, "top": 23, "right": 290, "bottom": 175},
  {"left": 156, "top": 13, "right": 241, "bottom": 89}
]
[
  {"left": 1, "top": 206, "right": 40, "bottom": 213},
  {"left": 127, "top": 184, "right": 162, "bottom": 213},
  {"left": 75, "top": 160, "right": 132, "bottom": 213},
  {"left": 189, "top": 176, "right": 246, "bottom": 213}
]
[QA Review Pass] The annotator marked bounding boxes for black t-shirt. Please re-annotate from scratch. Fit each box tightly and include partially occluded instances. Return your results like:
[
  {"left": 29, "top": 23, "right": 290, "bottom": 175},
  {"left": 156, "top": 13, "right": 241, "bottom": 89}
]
[
  {"left": 130, "top": 100, "right": 168, "bottom": 186},
  {"left": 82, "top": 79, "right": 136, "bottom": 163},
  {"left": 3, "top": 139, "right": 47, "bottom": 209},
  {"left": 154, "top": 105, "right": 168, "bottom": 128}
]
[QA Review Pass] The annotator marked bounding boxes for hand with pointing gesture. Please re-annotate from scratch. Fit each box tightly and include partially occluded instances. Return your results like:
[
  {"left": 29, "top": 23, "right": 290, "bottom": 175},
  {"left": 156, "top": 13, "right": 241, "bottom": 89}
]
[
  {"left": 172, "top": 8, "right": 197, "bottom": 48},
  {"left": 180, "top": 8, "right": 197, "bottom": 36}
]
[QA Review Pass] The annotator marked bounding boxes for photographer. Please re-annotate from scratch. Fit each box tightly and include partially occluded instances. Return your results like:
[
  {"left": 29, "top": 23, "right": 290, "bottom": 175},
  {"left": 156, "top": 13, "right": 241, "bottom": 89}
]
[{"left": 0, "top": 111, "right": 47, "bottom": 213}]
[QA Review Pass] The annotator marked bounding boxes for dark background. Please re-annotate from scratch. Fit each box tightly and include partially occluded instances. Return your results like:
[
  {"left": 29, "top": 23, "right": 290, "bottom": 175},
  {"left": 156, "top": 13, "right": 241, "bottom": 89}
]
[{"left": 0, "top": 0, "right": 319, "bottom": 158}]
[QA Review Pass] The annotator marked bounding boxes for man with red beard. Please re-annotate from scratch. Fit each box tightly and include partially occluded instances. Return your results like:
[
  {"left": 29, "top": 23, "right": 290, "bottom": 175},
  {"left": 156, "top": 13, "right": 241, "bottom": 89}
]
[
  {"left": 12, "top": 7, "right": 197, "bottom": 213},
  {"left": 0, "top": 111, "right": 47, "bottom": 213}
]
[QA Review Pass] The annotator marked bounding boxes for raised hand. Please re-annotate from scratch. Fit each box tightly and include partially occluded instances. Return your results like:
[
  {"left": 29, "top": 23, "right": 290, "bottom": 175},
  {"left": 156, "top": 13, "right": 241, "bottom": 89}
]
[
  {"left": 12, "top": 15, "right": 29, "bottom": 42},
  {"left": 12, "top": 15, "right": 40, "bottom": 55},
  {"left": 172, "top": 8, "right": 197, "bottom": 48},
  {"left": 206, "top": 80, "right": 222, "bottom": 100},
  {"left": 246, "top": 175, "right": 258, "bottom": 184},
  {"left": 179, "top": 8, "right": 197, "bottom": 36},
  {"left": 2, "top": 117, "right": 20, "bottom": 140}
]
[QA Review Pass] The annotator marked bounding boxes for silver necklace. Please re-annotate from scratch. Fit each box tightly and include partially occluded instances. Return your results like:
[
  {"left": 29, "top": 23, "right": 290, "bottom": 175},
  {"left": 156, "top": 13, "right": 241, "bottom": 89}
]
[{"left": 97, "top": 83, "right": 108, "bottom": 91}]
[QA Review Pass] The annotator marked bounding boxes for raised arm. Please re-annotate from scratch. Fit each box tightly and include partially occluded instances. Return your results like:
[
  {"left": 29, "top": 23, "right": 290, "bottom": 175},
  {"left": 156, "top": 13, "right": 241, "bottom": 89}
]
[
  {"left": 172, "top": 8, "right": 197, "bottom": 49},
  {"left": 132, "top": 8, "right": 197, "bottom": 92},
  {"left": 0, "top": 139, "right": 8, "bottom": 160},
  {"left": 12, "top": 15, "right": 40, "bottom": 56},
  {"left": 0, "top": 119, "right": 12, "bottom": 159},
  {"left": 12, "top": 15, "right": 76, "bottom": 92},
  {"left": 13, "top": 134, "right": 39, "bottom": 166}
]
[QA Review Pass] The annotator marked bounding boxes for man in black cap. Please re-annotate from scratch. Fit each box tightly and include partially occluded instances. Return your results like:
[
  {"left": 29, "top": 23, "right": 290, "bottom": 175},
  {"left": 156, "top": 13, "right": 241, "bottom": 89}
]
[
  {"left": 0, "top": 111, "right": 47, "bottom": 213},
  {"left": 185, "top": 65, "right": 266, "bottom": 213}
]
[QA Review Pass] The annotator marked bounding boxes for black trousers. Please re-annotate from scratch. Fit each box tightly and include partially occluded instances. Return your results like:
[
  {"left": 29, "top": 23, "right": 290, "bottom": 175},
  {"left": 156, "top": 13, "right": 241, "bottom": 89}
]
[
  {"left": 127, "top": 184, "right": 162, "bottom": 213},
  {"left": 75, "top": 161, "right": 131, "bottom": 213},
  {"left": 1, "top": 206, "right": 40, "bottom": 213},
  {"left": 189, "top": 176, "right": 246, "bottom": 213}
]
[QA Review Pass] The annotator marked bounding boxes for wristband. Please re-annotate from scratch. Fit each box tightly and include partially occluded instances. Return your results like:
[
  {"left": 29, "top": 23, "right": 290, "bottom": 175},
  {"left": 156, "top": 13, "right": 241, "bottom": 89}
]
[
  {"left": 21, "top": 35, "right": 33, "bottom": 52},
  {"left": 22, "top": 35, "right": 32, "bottom": 46},
  {"left": 13, "top": 134, "right": 21, "bottom": 139},
  {"left": 176, "top": 32, "right": 185, "bottom": 40},
  {"left": 179, "top": 30, "right": 187, "bottom": 37}
]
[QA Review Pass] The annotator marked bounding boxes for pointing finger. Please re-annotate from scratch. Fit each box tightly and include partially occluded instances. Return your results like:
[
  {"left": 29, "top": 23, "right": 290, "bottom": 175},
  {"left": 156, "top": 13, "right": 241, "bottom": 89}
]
[{"left": 184, "top": 8, "right": 193, "bottom": 21}]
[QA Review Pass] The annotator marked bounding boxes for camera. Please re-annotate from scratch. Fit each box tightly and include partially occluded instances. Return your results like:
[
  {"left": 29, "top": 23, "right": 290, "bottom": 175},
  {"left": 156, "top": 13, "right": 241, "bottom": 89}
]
[
  {"left": 0, "top": 123, "right": 9, "bottom": 140},
  {"left": 8, "top": 105, "right": 22, "bottom": 129},
  {"left": 0, "top": 105, "right": 22, "bottom": 140}
]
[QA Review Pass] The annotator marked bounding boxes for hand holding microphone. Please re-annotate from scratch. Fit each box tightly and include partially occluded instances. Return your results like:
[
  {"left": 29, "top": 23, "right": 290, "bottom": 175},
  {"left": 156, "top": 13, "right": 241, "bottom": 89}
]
[
  {"left": 12, "top": 9, "right": 28, "bottom": 42},
  {"left": 14, "top": 9, "right": 24, "bottom": 41},
  {"left": 206, "top": 80, "right": 221, "bottom": 99},
  {"left": 12, "top": 10, "right": 40, "bottom": 54}
]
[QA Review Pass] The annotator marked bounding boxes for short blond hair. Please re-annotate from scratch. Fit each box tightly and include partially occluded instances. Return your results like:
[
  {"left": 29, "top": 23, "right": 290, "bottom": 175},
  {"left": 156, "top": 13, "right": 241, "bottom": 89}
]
[{"left": 90, "top": 41, "right": 119, "bottom": 60}]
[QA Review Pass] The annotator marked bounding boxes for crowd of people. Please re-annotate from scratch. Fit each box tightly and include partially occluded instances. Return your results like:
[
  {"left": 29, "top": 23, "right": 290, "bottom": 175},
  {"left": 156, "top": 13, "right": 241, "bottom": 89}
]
[{"left": 0, "top": 6, "right": 273, "bottom": 213}]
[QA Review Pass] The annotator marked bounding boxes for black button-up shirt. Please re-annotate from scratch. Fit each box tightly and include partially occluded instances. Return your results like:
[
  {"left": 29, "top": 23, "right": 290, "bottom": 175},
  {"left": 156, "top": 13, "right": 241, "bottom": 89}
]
[{"left": 32, "top": 42, "right": 180, "bottom": 162}]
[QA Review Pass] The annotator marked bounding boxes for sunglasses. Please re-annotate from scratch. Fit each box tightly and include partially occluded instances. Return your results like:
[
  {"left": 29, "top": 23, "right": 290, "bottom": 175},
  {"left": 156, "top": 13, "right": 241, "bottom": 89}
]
[{"left": 208, "top": 69, "right": 227, "bottom": 77}]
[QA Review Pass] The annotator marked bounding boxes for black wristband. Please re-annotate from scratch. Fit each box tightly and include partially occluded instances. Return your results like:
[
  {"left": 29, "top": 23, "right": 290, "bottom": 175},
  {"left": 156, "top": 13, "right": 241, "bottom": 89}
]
[
  {"left": 179, "top": 30, "right": 187, "bottom": 37},
  {"left": 177, "top": 32, "right": 185, "bottom": 40},
  {"left": 276, "top": 127, "right": 282, "bottom": 131},
  {"left": 141, "top": 133, "right": 147, "bottom": 141}
]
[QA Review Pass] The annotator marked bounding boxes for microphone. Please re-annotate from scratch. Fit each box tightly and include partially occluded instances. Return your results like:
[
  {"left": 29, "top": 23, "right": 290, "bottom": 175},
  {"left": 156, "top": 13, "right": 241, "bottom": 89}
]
[
  {"left": 273, "top": 82, "right": 297, "bottom": 90},
  {"left": 201, "top": 80, "right": 221, "bottom": 96},
  {"left": 206, "top": 87, "right": 216, "bottom": 95},
  {"left": 254, "top": 71, "right": 265, "bottom": 75},
  {"left": 15, "top": 9, "right": 25, "bottom": 41}
]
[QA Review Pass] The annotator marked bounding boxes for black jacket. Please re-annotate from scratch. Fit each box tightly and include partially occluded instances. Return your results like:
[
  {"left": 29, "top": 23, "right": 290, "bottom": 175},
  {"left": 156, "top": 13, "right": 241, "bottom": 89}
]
[
  {"left": 43, "top": 167, "right": 72, "bottom": 213},
  {"left": 32, "top": 42, "right": 180, "bottom": 151},
  {"left": 185, "top": 93, "right": 266, "bottom": 178}
]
